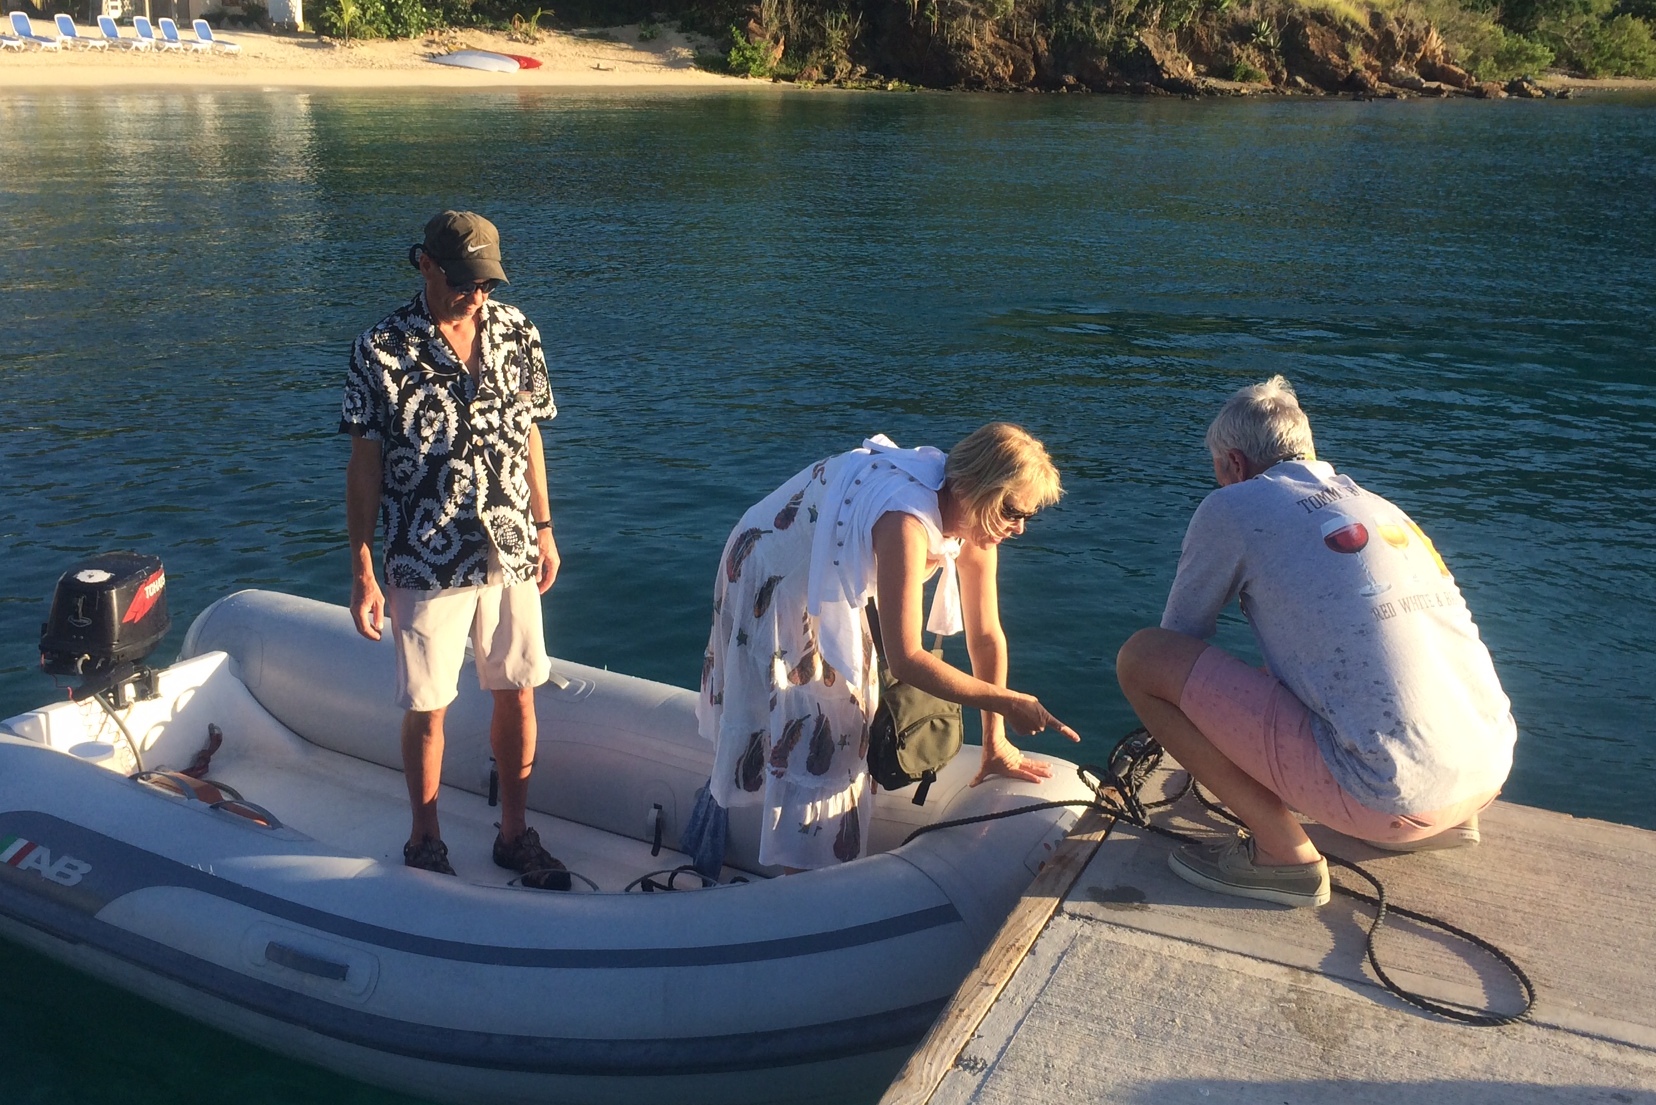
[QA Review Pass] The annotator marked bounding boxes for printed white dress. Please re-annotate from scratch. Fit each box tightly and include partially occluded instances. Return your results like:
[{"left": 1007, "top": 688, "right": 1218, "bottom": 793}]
[{"left": 697, "top": 437, "right": 962, "bottom": 870}]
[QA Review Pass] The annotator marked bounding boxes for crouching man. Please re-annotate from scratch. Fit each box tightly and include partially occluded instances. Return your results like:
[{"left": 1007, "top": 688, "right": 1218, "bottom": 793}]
[{"left": 1117, "top": 375, "right": 1515, "bottom": 907}]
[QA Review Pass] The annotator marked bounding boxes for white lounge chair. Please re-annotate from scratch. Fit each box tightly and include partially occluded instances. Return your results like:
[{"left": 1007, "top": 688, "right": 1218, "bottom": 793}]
[
  {"left": 7, "top": 11, "right": 66, "bottom": 48},
  {"left": 157, "top": 16, "right": 208, "bottom": 51},
  {"left": 55, "top": 13, "right": 109, "bottom": 48},
  {"left": 132, "top": 16, "right": 177, "bottom": 50},
  {"left": 0, "top": 28, "right": 26, "bottom": 49},
  {"left": 191, "top": 18, "right": 238, "bottom": 52},
  {"left": 97, "top": 14, "right": 152, "bottom": 49}
]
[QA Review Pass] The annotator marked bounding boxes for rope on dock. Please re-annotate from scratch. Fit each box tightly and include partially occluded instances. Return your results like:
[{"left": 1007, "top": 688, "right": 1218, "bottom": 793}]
[{"left": 901, "top": 728, "right": 1536, "bottom": 1027}]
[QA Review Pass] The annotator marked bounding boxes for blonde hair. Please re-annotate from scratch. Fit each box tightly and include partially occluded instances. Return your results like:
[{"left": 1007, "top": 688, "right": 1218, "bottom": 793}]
[
  {"left": 1204, "top": 375, "right": 1317, "bottom": 470},
  {"left": 944, "top": 423, "right": 1062, "bottom": 535}
]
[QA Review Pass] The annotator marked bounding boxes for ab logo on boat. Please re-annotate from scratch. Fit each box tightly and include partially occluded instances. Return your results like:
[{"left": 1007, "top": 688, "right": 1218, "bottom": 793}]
[{"left": 0, "top": 834, "right": 92, "bottom": 886}]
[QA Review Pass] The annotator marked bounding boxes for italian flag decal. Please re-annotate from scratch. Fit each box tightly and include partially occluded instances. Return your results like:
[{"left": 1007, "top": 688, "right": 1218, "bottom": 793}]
[{"left": 0, "top": 834, "right": 92, "bottom": 886}]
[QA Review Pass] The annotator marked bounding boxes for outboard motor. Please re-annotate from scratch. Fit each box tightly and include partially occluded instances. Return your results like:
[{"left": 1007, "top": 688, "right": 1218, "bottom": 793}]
[{"left": 40, "top": 551, "right": 170, "bottom": 704}]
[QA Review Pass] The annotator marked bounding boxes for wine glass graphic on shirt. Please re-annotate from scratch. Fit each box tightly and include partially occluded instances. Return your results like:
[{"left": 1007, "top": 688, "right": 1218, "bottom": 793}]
[{"left": 1320, "top": 514, "right": 1391, "bottom": 597}]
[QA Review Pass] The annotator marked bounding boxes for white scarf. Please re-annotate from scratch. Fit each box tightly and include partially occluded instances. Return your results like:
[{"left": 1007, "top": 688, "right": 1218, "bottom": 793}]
[{"left": 806, "top": 435, "right": 963, "bottom": 700}]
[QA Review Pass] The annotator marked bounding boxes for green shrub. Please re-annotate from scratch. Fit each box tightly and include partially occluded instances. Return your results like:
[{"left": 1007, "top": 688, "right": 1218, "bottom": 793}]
[
  {"left": 1496, "top": 0, "right": 1580, "bottom": 35},
  {"left": 1229, "top": 57, "right": 1268, "bottom": 79},
  {"left": 1049, "top": 0, "right": 1120, "bottom": 51},
  {"left": 1538, "top": 0, "right": 1656, "bottom": 74},
  {"left": 508, "top": 6, "right": 550, "bottom": 39},
  {"left": 1588, "top": 13, "right": 1656, "bottom": 73},
  {"left": 726, "top": 22, "right": 773, "bottom": 75},
  {"left": 433, "top": 0, "right": 481, "bottom": 26},
  {"left": 1419, "top": 0, "right": 1556, "bottom": 78},
  {"left": 318, "top": 0, "right": 387, "bottom": 39},
  {"left": 1482, "top": 24, "right": 1556, "bottom": 74},
  {"left": 1250, "top": 16, "right": 1281, "bottom": 51},
  {"left": 1488, "top": 0, "right": 1655, "bottom": 72},
  {"left": 318, "top": 0, "right": 486, "bottom": 33},
  {"left": 791, "top": 6, "right": 860, "bottom": 78},
  {"left": 384, "top": 0, "right": 436, "bottom": 34},
  {"left": 1159, "top": 0, "right": 1203, "bottom": 29}
]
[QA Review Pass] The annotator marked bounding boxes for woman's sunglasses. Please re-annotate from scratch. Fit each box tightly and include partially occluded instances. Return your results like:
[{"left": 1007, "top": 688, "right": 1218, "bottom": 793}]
[{"left": 999, "top": 502, "right": 1038, "bottom": 525}]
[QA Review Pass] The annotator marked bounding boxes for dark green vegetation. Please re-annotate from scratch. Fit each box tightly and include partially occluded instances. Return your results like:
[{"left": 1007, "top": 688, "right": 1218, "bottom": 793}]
[
  {"left": 299, "top": 0, "right": 1655, "bottom": 87},
  {"left": 7, "top": 0, "right": 1653, "bottom": 83},
  {"left": 725, "top": 0, "right": 1652, "bottom": 87},
  {"left": 730, "top": 0, "right": 1656, "bottom": 86}
]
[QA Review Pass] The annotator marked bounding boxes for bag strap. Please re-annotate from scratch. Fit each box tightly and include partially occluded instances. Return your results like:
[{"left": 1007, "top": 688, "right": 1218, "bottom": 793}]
[{"left": 865, "top": 600, "right": 944, "bottom": 667}]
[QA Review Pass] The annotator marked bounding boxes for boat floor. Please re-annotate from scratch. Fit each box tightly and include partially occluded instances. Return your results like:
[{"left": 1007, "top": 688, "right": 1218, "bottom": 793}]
[{"left": 176, "top": 726, "right": 739, "bottom": 895}]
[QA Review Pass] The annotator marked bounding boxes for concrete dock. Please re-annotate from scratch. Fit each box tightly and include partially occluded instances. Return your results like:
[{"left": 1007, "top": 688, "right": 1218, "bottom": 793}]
[{"left": 881, "top": 782, "right": 1656, "bottom": 1105}]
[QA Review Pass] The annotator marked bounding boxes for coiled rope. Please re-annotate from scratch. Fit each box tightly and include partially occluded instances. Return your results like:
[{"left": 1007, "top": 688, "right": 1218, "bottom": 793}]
[{"left": 902, "top": 728, "right": 1535, "bottom": 1027}]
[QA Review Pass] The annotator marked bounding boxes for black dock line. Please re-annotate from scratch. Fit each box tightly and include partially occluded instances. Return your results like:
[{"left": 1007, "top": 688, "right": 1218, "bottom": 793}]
[{"left": 901, "top": 728, "right": 1535, "bottom": 1027}]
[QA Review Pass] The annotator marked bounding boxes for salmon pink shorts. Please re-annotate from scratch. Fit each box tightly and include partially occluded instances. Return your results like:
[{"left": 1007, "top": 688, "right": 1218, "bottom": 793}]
[{"left": 1178, "top": 647, "right": 1497, "bottom": 845}]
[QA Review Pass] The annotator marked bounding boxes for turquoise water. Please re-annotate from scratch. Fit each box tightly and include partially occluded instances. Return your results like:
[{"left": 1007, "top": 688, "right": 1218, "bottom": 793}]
[{"left": 1, "top": 88, "right": 1653, "bottom": 1102}]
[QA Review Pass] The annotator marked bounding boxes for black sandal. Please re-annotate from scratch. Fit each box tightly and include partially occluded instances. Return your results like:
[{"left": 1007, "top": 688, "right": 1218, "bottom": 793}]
[
  {"left": 493, "top": 826, "right": 571, "bottom": 891},
  {"left": 403, "top": 834, "right": 456, "bottom": 876}
]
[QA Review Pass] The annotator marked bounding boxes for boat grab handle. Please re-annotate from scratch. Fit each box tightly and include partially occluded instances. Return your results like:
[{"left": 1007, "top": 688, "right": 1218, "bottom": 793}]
[
  {"left": 210, "top": 798, "right": 283, "bottom": 829},
  {"left": 264, "top": 941, "right": 349, "bottom": 981},
  {"left": 130, "top": 770, "right": 281, "bottom": 828}
]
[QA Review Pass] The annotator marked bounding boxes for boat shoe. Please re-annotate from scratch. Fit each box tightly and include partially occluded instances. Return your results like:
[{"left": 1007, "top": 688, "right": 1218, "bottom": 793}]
[
  {"left": 1365, "top": 813, "right": 1481, "bottom": 853},
  {"left": 494, "top": 826, "right": 573, "bottom": 891},
  {"left": 1168, "top": 835, "right": 1330, "bottom": 908},
  {"left": 403, "top": 834, "right": 456, "bottom": 876}
]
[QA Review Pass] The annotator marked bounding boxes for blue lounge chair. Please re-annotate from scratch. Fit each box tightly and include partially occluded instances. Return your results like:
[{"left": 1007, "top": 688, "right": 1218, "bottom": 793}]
[
  {"left": 157, "top": 16, "right": 208, "bottom": 51},
  {"left": 191, "top": 18, "right": 239, "bottom": 53},
  {"left": 0, "top": 25, "right": 25, "bottom": 49},
  {"left": 8, "top": 11, "right": 66, "bottom": 48},
  {"left": 97, "top": 14, "right": 152, "bottom": 49},
  {"left": 55, "top": 13, "right": 109, "bottom": 48},
  {"left": 132, "top": 16, "right": 177, "bottom": 50}
]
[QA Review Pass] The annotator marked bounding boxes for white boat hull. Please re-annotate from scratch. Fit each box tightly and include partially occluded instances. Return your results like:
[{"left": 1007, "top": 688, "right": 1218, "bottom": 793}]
[{"left": 0, "top": 590, "right": 1091, "bottom": 1104}]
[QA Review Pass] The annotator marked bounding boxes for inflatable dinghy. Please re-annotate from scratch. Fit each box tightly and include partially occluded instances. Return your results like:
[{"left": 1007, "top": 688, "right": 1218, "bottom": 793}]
[{"left": 0, "top": 589, "right": 1090, "bottom": 1105}]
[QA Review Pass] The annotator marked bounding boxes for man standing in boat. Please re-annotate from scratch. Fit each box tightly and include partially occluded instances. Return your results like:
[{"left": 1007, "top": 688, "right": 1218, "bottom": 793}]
[
  {"left": 341, "top": 210, "right": 570, "bottom": 890},
  {"left": 1117, "top": 375, "right": 1515, "bottom": 908}
]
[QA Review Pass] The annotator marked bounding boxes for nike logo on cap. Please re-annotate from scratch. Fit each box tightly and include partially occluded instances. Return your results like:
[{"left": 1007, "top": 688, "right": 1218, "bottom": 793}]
[{"left": 466, "top": 243, "right": 489, "bottom": 253}]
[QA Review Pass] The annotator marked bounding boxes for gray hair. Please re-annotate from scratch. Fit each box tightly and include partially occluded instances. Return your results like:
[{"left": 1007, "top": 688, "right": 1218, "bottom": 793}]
[{"left": 1204, "top": 375, "right": 1316, "bottom": 469}]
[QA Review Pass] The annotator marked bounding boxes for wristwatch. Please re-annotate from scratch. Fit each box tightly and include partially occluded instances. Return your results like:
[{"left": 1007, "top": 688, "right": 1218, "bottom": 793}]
[{"left": 533, "top": 519, "right": 553, "bottom": 531}]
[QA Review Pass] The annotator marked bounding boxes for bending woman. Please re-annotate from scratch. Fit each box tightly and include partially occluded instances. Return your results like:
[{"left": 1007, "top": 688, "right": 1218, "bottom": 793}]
[{"left": 696, "top": 424, "right": 1079, "bottom": 872}]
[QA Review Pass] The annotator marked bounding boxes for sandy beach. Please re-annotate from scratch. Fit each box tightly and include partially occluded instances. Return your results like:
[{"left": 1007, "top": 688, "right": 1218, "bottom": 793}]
[
  {"left": 5, "top": 19, "right": 1652, "bottom": 94},
  {"left": 0, "top": 21, "right": 743, "bottom": 89}
]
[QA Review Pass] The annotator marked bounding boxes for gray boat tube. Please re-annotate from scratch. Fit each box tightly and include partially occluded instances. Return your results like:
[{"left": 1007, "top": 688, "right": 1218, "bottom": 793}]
[{"left": 0, "top": 589, "right": 1091, "bottom": 1105}]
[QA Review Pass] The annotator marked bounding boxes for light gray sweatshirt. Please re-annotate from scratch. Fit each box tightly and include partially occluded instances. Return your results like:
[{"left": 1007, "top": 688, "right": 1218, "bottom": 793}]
[{"left": 1162, "top": 460, "right": 1515, "bottom": 814}]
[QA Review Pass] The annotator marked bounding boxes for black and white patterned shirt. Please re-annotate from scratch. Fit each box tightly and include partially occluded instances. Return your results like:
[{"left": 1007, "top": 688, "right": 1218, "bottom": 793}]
[{"left": 340, "top": 292, "right": 556, "bottom": 591}]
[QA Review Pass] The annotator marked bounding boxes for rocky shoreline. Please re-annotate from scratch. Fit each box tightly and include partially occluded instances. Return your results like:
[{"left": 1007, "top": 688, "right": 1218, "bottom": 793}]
[{"left": 748, "top": 3, "right": 1635, "bottom": 97}]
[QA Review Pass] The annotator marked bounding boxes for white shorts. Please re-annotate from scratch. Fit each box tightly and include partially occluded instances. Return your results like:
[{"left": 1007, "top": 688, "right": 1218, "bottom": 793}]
[{"left": 386, "top": 570, "right": 550, "bottom": 713}]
